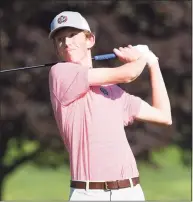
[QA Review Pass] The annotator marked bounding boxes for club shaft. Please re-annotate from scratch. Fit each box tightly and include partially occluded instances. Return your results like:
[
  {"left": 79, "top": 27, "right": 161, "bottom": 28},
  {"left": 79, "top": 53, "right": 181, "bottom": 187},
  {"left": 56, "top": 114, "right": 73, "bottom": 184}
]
[
  {"left": 0, "top": 63, "right": 57, "bottom": 73},
  {"left": 0, "top": 53, "right": 116, "bottom": 74}
]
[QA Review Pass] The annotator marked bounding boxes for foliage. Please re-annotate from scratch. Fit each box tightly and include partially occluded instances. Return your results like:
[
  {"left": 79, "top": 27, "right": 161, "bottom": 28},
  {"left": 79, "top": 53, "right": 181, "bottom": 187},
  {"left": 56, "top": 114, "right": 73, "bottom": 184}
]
[{"left": 0, "top": 0, "right": 191, "bottom": 200}]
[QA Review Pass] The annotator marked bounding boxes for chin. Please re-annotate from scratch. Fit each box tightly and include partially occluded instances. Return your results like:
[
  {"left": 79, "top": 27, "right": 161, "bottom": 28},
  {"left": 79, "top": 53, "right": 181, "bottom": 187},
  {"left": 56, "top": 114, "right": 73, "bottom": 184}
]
[
  {"left": 68, "top": 59, "right": 79, "bottom": 64},
  {"left": 68, "top": 58, "right": 82, "bottom": 65},
  {"left": 63, "top": 56, "right": 77, "bottom": 63}
]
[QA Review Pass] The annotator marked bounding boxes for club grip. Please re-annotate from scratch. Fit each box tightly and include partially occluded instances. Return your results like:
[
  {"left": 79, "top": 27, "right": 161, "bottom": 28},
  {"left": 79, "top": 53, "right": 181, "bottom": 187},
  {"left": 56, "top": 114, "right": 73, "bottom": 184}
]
[{"left": 93, "top": 53, "right": 116, "bottom": 61}]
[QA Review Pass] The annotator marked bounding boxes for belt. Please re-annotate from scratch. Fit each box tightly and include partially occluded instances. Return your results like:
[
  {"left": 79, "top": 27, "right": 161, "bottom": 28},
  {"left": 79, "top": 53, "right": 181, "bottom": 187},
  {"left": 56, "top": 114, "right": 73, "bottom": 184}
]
[{"left": 70, "top": 177, "right": 140, "bottom": 190}]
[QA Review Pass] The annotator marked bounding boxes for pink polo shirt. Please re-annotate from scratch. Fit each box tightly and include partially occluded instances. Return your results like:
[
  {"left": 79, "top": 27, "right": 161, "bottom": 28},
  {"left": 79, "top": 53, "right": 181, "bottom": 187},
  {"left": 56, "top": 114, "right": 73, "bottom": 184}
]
[{"left": 49, "top": 62, "right": 142, "bottom": 181}]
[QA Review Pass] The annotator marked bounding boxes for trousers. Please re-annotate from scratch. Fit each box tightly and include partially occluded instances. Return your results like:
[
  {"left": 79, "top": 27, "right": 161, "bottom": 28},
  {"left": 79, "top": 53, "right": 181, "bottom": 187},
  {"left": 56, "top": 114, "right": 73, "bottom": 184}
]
[{"left": 69, "top": 184, "right": 145, "bottom": 201}]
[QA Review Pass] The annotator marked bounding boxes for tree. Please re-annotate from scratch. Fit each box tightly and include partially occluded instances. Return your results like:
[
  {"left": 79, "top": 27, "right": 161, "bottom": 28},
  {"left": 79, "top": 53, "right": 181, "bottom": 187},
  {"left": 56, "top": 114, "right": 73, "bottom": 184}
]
[{"left": 0, "top": 0, "right": 191, "bottom": 200}]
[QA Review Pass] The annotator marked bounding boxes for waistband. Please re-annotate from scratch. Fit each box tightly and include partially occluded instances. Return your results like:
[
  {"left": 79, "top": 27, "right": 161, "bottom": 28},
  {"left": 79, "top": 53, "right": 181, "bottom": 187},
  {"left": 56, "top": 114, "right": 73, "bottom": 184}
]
[{"left": 70, "top": 177, "right": 140, "bottom": 190}]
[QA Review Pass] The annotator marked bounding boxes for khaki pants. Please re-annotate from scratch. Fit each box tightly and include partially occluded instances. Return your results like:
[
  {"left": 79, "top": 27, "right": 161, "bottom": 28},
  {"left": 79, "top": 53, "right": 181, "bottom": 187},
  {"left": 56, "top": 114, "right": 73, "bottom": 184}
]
[{"left": 69, "top": 183, "right": 145, "bottom": 201}]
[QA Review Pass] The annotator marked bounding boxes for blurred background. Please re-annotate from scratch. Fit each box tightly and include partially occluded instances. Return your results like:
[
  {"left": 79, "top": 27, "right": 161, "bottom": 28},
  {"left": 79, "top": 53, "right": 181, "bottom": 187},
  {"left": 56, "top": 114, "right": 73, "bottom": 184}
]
[{"left": 0, "top": 0, "right": 192, "bottom": 201}]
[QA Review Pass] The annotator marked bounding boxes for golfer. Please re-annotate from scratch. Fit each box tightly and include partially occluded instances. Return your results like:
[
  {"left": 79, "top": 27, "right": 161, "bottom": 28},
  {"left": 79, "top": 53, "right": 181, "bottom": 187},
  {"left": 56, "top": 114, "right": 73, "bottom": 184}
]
[{"left": 48, "top": 11, "right": 172, "bottom": 201}]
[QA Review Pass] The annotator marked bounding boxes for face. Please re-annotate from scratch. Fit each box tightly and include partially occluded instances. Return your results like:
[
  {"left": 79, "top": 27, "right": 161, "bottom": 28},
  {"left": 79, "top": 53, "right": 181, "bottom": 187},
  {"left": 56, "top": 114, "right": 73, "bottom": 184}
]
[{"left": 53, "top": 27, "right": 95, "bottom": 63}]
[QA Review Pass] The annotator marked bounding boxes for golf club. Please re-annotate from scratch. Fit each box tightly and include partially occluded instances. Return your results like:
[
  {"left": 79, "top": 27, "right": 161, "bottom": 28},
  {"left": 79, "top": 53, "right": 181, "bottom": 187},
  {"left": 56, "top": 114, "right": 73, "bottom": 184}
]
[{"left": 0, "top": 53, "right": 116, "bottom": 74}]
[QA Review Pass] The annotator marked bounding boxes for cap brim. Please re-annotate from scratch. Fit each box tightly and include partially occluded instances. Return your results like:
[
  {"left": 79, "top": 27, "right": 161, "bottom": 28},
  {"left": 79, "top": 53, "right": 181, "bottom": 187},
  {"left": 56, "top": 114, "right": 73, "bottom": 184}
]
[
  {"left": 48, "top": 26, "right": 65, "bottom": 39},
  {"left": 49, "top": 25, "right": 91, "bottom": 39}
]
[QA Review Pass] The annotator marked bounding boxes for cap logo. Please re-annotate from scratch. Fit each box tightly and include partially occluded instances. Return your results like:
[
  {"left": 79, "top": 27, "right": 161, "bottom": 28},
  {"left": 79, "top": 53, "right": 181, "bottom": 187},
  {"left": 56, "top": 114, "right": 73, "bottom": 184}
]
[{"left": 57, "top": 15, "right": 67, "bottom": 24}]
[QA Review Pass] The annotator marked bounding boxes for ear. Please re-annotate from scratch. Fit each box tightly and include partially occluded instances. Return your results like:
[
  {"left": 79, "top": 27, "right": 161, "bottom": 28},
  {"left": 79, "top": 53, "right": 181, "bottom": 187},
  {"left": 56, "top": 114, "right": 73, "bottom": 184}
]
[
  {"left": 86, "top": 34, "right": 95, "bottom": 49},
  {"left": 53, "top": 41, "right": 59, "bottom": 56},
  {"left": 53, "top": 40, "right": 63, "bottom": 61}
]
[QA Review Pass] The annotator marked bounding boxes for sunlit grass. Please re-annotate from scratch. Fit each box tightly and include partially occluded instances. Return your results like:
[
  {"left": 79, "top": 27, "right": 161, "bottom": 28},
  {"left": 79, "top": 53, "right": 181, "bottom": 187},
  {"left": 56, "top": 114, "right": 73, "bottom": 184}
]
[{"left": 4, "top": 146, "right": 191, "bottom": 200}]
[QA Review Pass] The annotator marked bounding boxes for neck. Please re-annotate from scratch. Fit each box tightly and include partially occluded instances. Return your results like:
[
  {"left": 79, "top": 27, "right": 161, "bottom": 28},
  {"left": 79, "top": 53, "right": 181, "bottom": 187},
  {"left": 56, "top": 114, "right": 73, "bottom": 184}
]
[
  {"left": 60, "top": 50, "right": 93, "bottom": 68},
  {"left": 76, "top": 50, "right": 93, "bottom": 68}
]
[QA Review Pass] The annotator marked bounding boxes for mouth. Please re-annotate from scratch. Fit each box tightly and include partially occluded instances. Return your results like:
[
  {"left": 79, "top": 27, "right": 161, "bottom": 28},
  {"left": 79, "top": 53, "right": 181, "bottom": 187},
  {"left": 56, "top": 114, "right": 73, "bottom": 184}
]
[{"left": 65, "top": 47, "right": 75, "bottom": 52}]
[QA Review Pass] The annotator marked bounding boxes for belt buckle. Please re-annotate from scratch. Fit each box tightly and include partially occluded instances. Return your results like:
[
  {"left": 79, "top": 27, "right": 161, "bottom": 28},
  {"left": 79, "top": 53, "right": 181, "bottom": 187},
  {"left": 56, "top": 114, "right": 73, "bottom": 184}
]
[{"left": 104, "top": 182, "right": 110, "bottom": 191}]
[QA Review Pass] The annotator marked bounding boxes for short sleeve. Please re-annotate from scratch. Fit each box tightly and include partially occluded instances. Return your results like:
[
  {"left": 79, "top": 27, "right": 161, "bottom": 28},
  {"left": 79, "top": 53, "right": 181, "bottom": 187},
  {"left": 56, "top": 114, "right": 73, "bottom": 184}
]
[
  {"left": 122, "top": 93, "right": 142, "bottom": 126},
  {"left": 112, "top": 85, "right": 142, "bottom": 126},
  {"left": 49, "top": 62, "right": 89, "bottom": 106}
]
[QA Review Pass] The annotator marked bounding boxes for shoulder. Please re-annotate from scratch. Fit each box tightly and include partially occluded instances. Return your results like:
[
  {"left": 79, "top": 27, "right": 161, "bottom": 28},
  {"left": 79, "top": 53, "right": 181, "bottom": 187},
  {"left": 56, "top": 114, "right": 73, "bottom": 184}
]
[
  {"left": 49, "top": 62, "right": 81, "bottom": 75},
  {"left": 49, "top": 62, "right": 84, "bottom": 82}
]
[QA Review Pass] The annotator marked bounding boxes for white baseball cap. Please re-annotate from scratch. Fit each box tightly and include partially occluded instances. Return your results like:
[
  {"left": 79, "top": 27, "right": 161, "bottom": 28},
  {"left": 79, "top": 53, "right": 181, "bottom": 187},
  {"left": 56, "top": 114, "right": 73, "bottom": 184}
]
[{"left": 49, "top": 11, "right": 91, "bottom": 39}]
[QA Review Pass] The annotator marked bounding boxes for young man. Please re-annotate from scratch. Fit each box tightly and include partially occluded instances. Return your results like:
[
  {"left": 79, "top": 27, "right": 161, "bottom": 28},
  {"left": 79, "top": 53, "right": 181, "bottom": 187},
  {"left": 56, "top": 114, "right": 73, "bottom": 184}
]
[{"left": 48, "top": 11, "right": 172, "bottom": 201}]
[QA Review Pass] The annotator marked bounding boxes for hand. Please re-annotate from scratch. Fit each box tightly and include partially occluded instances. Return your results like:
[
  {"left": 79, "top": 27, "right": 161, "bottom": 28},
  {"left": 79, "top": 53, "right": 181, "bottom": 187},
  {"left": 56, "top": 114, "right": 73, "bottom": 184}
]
[
  {"left": 134, "top": 45, "right": 159, "bottom": 67},
  {"left": 113, "top": 45, "right": 143, "bottom": 63}
]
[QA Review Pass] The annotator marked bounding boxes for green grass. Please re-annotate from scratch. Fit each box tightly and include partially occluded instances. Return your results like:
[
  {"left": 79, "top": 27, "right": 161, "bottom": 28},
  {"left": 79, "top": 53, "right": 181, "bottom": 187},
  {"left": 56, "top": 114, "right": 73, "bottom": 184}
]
[
  {"left": 4, "top": 165, "right": 71, "bottom": 200},
  {"left": 3, "top": 146, "right": 191, "bottom": 200},
  {"left": 139, "top": 147, "right": 191, "bottom": 200}
]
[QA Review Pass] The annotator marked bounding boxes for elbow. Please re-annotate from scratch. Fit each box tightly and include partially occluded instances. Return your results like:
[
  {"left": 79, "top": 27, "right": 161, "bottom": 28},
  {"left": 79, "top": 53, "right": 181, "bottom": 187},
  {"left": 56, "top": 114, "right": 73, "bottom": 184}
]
[
  {"left": 166, "top": 119, "right": 172, "bottom": 125},
  {"left": 158, "top": 110, "right": 172, "bottom": 126},
  {"left": 164, "top": 116, "right": 172, "bottom": 126}
]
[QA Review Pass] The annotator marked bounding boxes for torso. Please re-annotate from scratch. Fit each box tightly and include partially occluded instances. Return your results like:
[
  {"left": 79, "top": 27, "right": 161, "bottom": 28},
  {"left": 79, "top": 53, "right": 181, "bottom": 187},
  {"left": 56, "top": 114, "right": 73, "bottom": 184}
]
[{"left": 53, "top": 84, "right": 139, "bottom": 181}]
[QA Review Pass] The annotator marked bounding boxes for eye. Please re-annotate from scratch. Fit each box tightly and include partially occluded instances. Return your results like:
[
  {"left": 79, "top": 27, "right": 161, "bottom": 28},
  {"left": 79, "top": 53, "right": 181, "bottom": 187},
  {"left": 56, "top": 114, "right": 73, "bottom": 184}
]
[
  {"left": 69, "top": 32, "right": 77, "bottom": 38},
  {"left": 58, "top": 37, "right": 64, "bottom": 42}
]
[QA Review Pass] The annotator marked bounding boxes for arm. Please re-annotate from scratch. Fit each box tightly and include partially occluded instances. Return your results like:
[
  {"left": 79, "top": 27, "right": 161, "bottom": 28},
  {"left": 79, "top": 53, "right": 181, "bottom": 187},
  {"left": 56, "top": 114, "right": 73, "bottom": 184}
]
[
  {"left": 88, "top": 56, "right": 147, "bottom": 86},
  {"left": 135, "top": 56, "right": 172, "bottom": 125},
  {"left": 88, "top": 45, "right": 147, "bottom": 86}
]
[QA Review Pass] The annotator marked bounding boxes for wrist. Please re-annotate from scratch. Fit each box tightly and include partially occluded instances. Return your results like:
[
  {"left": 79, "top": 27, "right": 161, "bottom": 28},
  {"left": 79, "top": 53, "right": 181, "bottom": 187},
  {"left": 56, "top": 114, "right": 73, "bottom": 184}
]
[
  {"left": 146, "top": 51, "right": 159, "bottom": 68},
  {"left": 148, "top": 60, "right": 160, "bottom": 71}
]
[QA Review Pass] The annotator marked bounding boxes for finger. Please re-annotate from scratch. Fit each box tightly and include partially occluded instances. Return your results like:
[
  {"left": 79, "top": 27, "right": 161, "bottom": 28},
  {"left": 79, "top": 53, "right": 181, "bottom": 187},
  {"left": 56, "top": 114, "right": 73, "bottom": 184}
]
[
  {"left": 119, "top": 47, "right": 124, "bottom": 51},
  {"left": 128, "top": 45, "right": 132, "bottom": 48},
  {"left": 123, "top": 47, "right": 133, "bottom": 56},
  {"left": 113, "top": 48, "right": 124, "bottom": 58},
  {"left": 123, "top": 47, "right": 130, "bottom": 52},
  {"left": 121, "top": 47, "right": 131, "bottom": 56}
]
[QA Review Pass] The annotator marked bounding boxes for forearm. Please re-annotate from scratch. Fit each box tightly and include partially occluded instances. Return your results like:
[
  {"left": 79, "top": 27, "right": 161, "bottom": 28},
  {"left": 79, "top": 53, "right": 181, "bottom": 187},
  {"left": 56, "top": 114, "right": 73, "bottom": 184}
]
[
  {"left": 88, "top": 56, "right": 147, "bottom": 86},
  {"left": 148, "top": 61, "right": 172, "bottom": 122},
  {"left": 119, "top": 55, "right": 147, "bottom": 83}
]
